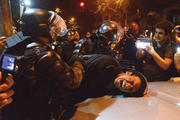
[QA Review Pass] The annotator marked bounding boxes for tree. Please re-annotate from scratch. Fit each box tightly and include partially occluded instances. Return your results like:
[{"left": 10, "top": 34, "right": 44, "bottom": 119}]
[
  {"left": 67, "top": 17, "right": 79, "bottom": 31},
  {"left": 93, "top": 0, "right": 131, "bottom": 25}
]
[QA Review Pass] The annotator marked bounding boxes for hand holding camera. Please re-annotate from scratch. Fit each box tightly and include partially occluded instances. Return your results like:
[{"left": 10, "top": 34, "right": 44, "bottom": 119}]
[
  {"left": 136, "top": 37, "right": 151, "bottom": 49},
  {"left": 145, "top": 45, "right": 156, "bottom": 55},
  {"left": 136, "top": 38, "right": 156, "bottom": 55}
]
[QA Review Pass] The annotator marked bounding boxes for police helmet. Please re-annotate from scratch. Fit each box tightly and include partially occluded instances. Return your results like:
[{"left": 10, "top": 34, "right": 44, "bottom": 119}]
[
  {"left": 98, "top": 21, "right": 122, "bottom": 44},
  {"left": 21, "top": 8, "right": 67, "bottom": 38}
]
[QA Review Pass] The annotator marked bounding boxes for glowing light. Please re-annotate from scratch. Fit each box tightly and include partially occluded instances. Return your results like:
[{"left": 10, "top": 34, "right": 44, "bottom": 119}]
[
  {"left": 24, "top": 0, "right": 31, "bottom": 6},
  {"left": 176, "top": 103, "right": 180, "bottom": 106},
  {"left": 79, "top": 1, "right": 85, "bottom": 7},
  {"left": 71, "top": 17, "right": 75, "bottom": 21},
  {"left": 136, "top": 42, "right": 150, "bottom": 49},
  {"left": 103, "top": 26, "right": 108, "bottom": 31},
  {"left": 177, "top": 47, "right": 180, "bottom": 53}
]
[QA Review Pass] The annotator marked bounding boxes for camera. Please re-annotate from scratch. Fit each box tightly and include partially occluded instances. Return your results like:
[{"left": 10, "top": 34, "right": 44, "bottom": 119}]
[{"left": 136, "top": 38, "right": 151, "bottom": 49}]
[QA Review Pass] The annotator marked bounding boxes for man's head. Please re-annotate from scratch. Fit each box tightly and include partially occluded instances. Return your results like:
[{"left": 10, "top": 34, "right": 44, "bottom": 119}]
[
  {"left": 154, "top": 20, "right": 173, "bottom": 45},
  {"left": 172, "top": 25, "right": 180, "bottom": 43},
  {"left": 21, "top": 8, "right": 68, "bottom": 42},
  {"left": 114, "top": 71, "right": 148, "bottom": 97},
  {"left": 98, "top": 21, "right": 123, "bottom": 46},
  {"left": 174, "top": 53, "right": 180, "bottom": 72},
  {"left": 129, "top": 22, "right": 140, "bottom": 35}
]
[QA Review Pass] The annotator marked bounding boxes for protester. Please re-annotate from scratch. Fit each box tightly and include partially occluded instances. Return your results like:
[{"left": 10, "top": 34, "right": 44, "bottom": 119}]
[{"left": 136, "top": 20, "right": 173, "bottom": 81}]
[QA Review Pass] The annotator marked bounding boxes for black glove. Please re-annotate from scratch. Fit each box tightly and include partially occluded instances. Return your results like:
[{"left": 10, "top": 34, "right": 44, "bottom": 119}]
[{"left": 69, "top": 54, "right": 84, "bottom": 65}]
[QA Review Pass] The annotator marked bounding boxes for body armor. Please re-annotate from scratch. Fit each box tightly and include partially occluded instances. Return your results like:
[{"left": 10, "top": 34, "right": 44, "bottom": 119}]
[{"left": 2, "top": 38, "right": 83, "bottom": 120}]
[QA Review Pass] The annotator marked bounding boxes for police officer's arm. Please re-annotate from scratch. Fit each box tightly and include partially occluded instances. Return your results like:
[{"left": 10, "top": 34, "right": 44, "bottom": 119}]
[
  {"left": 73, "top": 39, "right": 88, "bottom": 55},
  {"left": 0, "top": 72, "right": 14, "bottom": 108},
  {"left": 146, "top": 45, "right": 172, "bottom": 70},
  {"left": 35, "top": 51, "right": 84, "bottom": 88}
]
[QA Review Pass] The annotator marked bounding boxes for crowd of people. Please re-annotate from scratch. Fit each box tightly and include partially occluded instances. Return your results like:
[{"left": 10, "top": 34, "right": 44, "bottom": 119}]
[{"left": 0, "top": 8, "right": 179, "bottom": 120}]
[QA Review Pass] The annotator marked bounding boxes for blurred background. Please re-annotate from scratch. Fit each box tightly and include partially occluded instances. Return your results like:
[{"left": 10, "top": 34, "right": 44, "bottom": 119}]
[{"left": 0, "top": 0, "right": 180, "bottom": 36}]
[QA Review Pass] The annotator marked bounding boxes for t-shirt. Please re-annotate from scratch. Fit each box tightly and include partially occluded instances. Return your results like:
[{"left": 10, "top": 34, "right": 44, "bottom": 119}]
[
  {"left": 167, "top": 41, "right": 180, "bottom": 77},
  {"left": 142, "top": 41, "right": 173, "bottom": 81}
]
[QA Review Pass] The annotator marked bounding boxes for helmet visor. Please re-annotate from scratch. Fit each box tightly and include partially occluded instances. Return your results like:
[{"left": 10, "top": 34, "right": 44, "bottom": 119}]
[{"left": 50, "top": 14, "right": 68, "bottom": 38}]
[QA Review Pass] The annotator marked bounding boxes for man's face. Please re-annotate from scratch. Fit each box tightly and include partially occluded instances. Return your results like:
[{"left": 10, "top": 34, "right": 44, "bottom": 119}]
[
  {"left": 114, "top": 72, "right": 141, "bottom": 93},
  {"left": 174, "top": 53, "right": 180, "bottom": 72},
  {"left": 175, "top": 32, "right": 180, "bottom": 43},
  {"left": 154, "top": 28, "right": 167, "bottom": 45},
  {"left": 130, "top": 22, "right": 139, "bottom": 35}
]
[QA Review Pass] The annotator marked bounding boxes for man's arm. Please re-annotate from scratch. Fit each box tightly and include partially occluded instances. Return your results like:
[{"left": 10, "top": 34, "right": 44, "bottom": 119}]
[
  {"left": 35, "top": 51, "right": 84, "bottom": 88},
  {"left": 73, "top": 39, "right": 88, "bottom": 55},
  {"left": 146, "top": 45, "right": 172, "bottom": 70},
  {"left": 0, "top": 72, "right": 14, "bottom": 108},
  {"left": 170, "top": 77, "right": 180, "bottom": 83}
]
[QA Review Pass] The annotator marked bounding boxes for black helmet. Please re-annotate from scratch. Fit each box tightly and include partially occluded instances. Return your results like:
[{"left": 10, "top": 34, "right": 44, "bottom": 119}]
[
  {"left": 98, "top": 21, "right": 122, "bottom": 44},
  {"left": 21, "top": 8, "right": 67, "bottom": 38}
]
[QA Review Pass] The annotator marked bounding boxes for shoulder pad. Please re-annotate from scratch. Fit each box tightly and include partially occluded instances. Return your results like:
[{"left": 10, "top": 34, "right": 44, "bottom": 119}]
[{"left": 26, "top": 42, "right": 41, "bottom": 49}]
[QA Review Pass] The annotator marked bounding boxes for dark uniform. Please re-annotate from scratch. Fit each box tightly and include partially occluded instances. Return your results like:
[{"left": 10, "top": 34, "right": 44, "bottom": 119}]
[
  {"left": 113, "top": 29, "right": 141, "bottom": 71},
  {"left": 2, "top": 9, "right": 84, "bottom": 120},
  {"left": 73, "top": 21, "right": 122, "bottom": 58},
  {"left": 68, "top": 54, "right": 122, "bottom": 104},
  {"left": 68, "top": 54, "right": 148, "bottom": 105}
]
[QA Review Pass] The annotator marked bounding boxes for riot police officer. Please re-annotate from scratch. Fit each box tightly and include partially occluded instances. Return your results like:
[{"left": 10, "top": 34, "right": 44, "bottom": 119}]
[
  {"left": 113, "top": 22, "right": 144, "bottom": 71},
  {"left": 2, "top": 8, "right": 84, "bottom": 120},
  {"left": 73, "top": 21, "right": 122, "bottom": 57},
  {"left": 55, "top": 30, "right": 80, "bottom": 64}
]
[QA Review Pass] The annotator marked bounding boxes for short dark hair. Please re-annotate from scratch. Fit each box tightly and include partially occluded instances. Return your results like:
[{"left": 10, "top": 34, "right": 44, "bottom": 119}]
[{"left": 155, "top": 20, "right": 173, "bottom": 35}]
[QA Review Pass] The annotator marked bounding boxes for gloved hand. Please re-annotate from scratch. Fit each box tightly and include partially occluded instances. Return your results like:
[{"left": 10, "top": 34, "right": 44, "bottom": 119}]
[{"left": 69, "top": 54, "right": 84, "bottom": 65}]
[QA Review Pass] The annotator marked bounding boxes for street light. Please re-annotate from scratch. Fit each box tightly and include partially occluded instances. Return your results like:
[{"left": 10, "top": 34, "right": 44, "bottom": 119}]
[
  {"left": 79, "top": 1, "right": 85, "bottom": 8},
  {"left": 69, "top": 17, "right": 75, "bottom": 25},
  {"left": 71, "top": 17, "right": 75, "bottom": 22}
]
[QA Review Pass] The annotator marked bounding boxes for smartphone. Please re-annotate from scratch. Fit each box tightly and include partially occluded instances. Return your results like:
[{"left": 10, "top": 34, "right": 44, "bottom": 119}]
[{"left": 1, "top": 55, "right": 16, "bottom": 72}]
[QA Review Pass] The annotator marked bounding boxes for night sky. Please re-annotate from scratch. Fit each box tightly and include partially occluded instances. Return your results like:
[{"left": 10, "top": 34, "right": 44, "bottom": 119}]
[
  {"left": 26, "top": 0, "right": 98, "bottom": 34},
  {"left": 10, "top": 0, "right": 180, "bottom": 34}
]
